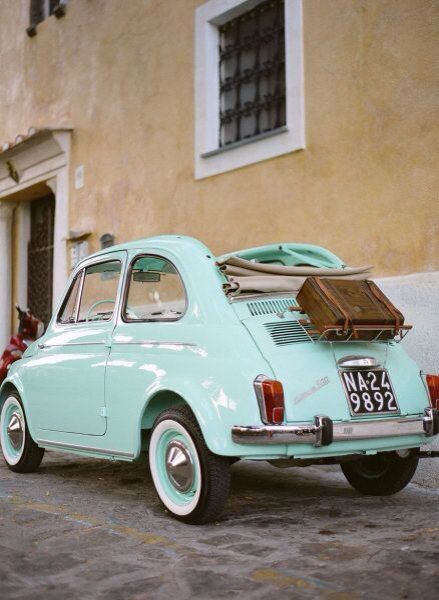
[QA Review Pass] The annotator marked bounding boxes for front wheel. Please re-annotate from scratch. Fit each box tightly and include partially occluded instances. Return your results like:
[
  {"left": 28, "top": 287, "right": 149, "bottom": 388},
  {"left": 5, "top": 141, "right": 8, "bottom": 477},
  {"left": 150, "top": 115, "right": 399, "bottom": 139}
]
[
  {"left": 148, "top": 406, "right": 230, "bottom": 524},
  {"left": 0, "top": 392, "right": 44, "bottom": 473},
  {"left": 341, "top": 451, "right": 418, "bottom": 495}
]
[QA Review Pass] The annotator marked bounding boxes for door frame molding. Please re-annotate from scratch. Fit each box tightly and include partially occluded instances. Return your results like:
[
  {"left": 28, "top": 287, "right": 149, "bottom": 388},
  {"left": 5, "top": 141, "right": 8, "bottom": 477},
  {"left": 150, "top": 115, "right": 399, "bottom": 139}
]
[{"left": 0, "top": 128, "right": 72, "bottom": 345}]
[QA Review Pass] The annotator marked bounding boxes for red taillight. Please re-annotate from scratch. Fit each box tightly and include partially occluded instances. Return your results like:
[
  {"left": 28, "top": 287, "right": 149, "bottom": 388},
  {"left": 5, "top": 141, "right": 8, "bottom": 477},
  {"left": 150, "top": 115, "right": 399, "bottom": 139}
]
[
  {"left": 426, "top": 374, "right": 439, "bottom": 410},
  {"left": 254, "top": 376, "right": 285, "bottom": 424}
]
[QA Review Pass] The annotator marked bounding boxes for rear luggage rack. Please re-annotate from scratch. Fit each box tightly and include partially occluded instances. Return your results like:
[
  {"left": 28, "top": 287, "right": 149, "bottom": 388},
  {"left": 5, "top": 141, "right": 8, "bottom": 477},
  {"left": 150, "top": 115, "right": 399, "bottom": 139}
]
[{"left": 298, "top": 322, "right": 413, "bottom": 344}]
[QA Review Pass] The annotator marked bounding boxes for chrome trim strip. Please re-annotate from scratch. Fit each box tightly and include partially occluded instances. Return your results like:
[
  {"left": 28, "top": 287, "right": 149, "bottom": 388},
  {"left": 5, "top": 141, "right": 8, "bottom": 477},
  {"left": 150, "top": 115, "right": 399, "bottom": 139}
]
[
  {"left": 331, "top": 417, "right": 424, "bottom": 441},
  {"left": 73, "top": 269, "right": 86, "bottom": 323},
  {"left": 253, "top": 374, "right": 269, "bottom": 424},
  {"left": 40, "top": 340, "right": 198, "bottom": 349},
  {"left": 232, "top": 410, "right": 434, "bottom": 445},
  {"left": 37, "top": 438, "right": 134, "bottom": 458},
  {"left": 112, "top": 340, "right": 198, "bottom": 347},
  {"left": 39, "top": 342, "right": 107, "bottom": 348},
  {"left": 232, "top": 424, "right": 318, "bottom": 445}
]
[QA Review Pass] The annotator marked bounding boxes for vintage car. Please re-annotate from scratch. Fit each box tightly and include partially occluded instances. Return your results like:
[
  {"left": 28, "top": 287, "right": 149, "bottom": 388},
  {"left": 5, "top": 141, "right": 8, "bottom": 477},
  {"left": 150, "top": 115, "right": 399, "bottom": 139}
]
[{"left": 1, "top": 235, "right": 438, "bottom": 523}]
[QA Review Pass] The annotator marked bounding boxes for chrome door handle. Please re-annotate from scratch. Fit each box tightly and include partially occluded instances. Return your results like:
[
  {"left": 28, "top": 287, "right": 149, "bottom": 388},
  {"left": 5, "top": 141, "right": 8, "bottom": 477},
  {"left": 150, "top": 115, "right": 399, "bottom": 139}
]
[{"left": 38, "top": 343, "right": 46, "bottom": 349}]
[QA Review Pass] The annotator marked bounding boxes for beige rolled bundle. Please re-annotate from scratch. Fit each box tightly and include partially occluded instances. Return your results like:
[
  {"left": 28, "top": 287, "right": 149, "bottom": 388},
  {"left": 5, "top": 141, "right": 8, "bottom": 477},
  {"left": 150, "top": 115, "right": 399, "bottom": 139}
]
[
  {"left": 223, "top": 272, "right": 372, "bottom": 295},
  {"left": 217, "top": 255, "right": 373, "bottom": 278},
  {"left": 224, "top": 275, "right": 306, "bottom": 295}
]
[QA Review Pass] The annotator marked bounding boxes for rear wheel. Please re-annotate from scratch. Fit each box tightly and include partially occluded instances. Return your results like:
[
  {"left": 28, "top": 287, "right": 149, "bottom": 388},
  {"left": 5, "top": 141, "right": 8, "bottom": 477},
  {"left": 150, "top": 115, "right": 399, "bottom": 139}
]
[
  {"left": 148, "top": 405, "right": 230, "bottom": 524},
  {"left": 341, "top": 451, "right": 418, "bottom": 495},
  {"left": 0, "top": 392, "right": 44, "bottom": 473}
]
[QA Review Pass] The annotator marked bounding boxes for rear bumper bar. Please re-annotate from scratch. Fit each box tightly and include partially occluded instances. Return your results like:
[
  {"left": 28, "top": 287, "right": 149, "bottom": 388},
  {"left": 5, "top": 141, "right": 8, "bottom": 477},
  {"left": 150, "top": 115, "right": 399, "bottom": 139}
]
[{"left": 232, "top": 407, "right": 439, "bottom": 446}]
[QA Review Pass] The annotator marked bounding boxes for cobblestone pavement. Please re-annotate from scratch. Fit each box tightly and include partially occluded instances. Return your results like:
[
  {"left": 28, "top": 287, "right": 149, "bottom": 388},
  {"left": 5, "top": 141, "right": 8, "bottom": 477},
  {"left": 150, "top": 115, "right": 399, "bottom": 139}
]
[{"left": 0, "top": 451, "right": 438, "bottom": 600}]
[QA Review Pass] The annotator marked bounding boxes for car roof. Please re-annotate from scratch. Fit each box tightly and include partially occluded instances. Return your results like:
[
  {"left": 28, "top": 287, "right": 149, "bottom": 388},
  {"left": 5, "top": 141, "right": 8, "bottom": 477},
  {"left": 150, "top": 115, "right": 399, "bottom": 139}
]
[
  {"left": 79, "top": 235, "right": 344, "bottom": 270},
  {"left": 81, "top": 235, "right": 212, "bottom": 261}
]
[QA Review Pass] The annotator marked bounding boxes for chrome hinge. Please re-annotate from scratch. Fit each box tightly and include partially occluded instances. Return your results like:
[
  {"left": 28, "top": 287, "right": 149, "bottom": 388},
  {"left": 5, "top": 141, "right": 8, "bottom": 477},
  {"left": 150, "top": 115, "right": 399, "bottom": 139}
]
[{"left": 100, "top": 407, "right": 108, "bottom": 418}]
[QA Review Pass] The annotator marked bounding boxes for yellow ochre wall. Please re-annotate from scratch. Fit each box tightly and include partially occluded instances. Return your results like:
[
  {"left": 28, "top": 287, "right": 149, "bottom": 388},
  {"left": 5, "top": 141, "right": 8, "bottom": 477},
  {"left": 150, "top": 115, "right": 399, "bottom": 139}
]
[{"left": 1, "top": 0, "right": 438, "bottom": 276}]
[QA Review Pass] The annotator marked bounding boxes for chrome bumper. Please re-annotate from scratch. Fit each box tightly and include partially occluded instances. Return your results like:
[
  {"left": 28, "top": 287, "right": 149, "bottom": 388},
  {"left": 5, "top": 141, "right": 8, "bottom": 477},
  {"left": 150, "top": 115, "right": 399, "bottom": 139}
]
[{"left": 232, "top": 408, "right": 439, "bottom": 446}]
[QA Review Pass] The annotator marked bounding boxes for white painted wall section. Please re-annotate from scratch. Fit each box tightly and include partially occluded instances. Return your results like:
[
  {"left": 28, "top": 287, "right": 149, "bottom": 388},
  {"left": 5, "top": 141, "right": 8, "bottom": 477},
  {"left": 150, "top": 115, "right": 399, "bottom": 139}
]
[{"left": 377, "top": 272, "right": 439, "bottom": 488}]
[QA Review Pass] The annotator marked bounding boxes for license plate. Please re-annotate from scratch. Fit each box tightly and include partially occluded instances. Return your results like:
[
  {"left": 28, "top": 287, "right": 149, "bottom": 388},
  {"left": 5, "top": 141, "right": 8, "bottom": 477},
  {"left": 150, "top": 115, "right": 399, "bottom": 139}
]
[{"left": 340, "top": 369, "right": 399, "bottom": 416}]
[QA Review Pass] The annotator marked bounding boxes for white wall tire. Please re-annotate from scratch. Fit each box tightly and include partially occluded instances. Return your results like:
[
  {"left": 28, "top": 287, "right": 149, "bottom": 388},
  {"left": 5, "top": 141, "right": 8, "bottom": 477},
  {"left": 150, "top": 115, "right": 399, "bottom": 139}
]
[
  {"left": 148, "top": 406, "right": 230, "bottom": 523},
  {"left": 1, "top": 396, "right": 26, "bottom": 465},
  {"left": 0, "top": 392, "right": 44, "bottom": 473},
  {"left": 149, "top": 419, "right": 202, "bottom": 517}
]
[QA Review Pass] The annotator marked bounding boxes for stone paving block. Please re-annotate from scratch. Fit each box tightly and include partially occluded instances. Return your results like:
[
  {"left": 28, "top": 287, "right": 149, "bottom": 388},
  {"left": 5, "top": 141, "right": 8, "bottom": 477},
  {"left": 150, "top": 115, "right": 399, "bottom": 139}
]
[{"left": 0, "top": 451, "right": 438, "bottom": 599}]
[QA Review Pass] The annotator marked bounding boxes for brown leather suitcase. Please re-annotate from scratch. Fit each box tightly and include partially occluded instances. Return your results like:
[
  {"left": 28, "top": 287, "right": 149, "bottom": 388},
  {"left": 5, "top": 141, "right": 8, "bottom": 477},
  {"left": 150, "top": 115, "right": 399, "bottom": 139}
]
[{"left": 295, "top": 278, "right": 406, "bottom": 341}]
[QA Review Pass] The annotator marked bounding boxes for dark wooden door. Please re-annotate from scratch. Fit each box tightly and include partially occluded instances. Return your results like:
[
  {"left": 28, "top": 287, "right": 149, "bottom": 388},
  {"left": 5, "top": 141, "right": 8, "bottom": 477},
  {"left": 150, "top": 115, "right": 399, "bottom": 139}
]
[{"left": 27, "top": 195, "right": 55, "bottom": 328}]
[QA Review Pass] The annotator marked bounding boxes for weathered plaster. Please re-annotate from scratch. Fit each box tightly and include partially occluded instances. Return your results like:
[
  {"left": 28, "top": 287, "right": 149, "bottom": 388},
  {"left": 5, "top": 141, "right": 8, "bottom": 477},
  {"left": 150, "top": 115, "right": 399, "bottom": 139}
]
[{"left": 0, "top": 0, "right": 437, "bottom": 276}]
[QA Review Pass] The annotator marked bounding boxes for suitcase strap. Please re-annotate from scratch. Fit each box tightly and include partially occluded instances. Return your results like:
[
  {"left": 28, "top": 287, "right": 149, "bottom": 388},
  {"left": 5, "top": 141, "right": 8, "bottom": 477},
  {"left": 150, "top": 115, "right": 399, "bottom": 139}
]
[
  {"left": 366, "top": 280, "right": 401, "bottom": 334},
  {"left": 314, "top": 278, "right": 353, "bottom": 333}
]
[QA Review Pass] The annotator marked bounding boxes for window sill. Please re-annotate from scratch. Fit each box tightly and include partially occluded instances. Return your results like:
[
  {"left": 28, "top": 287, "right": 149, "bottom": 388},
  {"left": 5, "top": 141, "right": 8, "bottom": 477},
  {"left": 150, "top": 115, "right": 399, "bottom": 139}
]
[
  {"left": 195, "top": 124, "right": 304, "bottom": 179},
  {"left": 201, "top": 126, "right": 288, "bottom": 159}
]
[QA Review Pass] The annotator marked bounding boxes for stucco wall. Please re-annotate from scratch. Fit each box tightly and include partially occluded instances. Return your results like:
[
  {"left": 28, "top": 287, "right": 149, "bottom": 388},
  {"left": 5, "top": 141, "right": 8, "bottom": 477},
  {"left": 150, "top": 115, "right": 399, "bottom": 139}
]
[{"left": 0, "top": 0, "right": 438, "bottom": 275}]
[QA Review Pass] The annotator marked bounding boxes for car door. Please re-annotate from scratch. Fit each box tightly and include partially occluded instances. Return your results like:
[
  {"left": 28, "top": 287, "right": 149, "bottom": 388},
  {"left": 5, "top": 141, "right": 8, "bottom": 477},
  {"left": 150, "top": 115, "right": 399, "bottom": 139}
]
[
  {"left": 104, "top": 252, "right": 191, "bottom": 453},
  {"left": 26, "top": 253, "right": 126, "bottom": 436}
]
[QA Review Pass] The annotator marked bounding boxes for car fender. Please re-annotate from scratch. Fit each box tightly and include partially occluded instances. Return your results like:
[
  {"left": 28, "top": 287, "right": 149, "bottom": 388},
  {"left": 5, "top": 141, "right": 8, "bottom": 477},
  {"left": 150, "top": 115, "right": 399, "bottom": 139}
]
[{"left": 136, "top": 366, "right": 265, "bottom": 457}]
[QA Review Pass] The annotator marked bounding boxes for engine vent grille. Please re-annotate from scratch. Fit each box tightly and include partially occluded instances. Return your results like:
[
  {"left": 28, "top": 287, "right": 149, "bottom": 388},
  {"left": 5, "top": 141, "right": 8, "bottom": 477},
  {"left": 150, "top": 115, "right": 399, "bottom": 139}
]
[
  {"left": 247, "top": 298, "right": 298, "bottom": 317},
  {"left": 265, "top": 320, "right": 316, "bottom": 346}
]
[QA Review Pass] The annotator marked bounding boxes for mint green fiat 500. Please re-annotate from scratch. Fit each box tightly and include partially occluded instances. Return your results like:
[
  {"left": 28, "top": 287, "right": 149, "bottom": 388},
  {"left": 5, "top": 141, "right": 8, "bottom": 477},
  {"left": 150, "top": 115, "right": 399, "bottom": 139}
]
[{"left": 1, "top": 236, "right": 438, "bottom": 523}]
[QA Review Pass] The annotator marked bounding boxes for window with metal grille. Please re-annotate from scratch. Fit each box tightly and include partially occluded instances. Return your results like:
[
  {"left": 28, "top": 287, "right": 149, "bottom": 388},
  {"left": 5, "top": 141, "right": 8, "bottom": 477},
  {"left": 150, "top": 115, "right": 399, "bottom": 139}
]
[
  {"left": 219, "top": 0, "right": 286, "bottom": 147},
  {"left": 195, "top": 0, "right": 304, "bottom": 179}
]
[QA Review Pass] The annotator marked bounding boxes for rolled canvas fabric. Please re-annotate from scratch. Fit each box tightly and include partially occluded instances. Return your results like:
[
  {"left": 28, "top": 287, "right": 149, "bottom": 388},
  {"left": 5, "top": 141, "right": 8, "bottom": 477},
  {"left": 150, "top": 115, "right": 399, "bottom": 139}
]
[
  {"left": 223, "top": 272, "right": 370, "bottom": 295},
  {"left": 217, "top": 255, "right": 372, "bottom": 277},
  {"left": 218, "top": 265, "right": 265, "bottom": 277},
  {"left": 224, "top": 275, "right": 306, "bottom": 294},
  {"left": 219, "top": 255, "right": 373, "bottom": 296}
]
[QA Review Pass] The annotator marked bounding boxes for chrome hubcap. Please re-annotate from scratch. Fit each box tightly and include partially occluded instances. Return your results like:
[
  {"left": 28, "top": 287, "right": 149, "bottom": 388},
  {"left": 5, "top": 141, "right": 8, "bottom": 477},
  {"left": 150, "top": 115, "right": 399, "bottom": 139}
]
[
  {"left": 165, "top": 440, "right": 194, "bottom": 492},
  {"left": 7, "top": 411, "right": 24, "bottom": 451}
]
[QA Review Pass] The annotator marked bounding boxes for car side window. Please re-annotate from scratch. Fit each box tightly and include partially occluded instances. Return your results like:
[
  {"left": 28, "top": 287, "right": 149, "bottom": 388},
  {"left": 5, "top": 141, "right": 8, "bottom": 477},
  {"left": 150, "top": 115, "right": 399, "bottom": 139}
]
[
  {"left": 124, "top": 255, "right": 186, "bottom": 321},
  {"left": 76, "top": 261, "right": 122, "bottom": 323},
  {"left": 58, "top": 272, "right": 83, "bottom": 324}
]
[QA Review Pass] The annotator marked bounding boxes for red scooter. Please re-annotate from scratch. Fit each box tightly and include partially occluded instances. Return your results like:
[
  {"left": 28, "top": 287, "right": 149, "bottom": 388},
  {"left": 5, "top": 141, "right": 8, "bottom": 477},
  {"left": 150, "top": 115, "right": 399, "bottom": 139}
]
[{"left": 0, "top": 306, "right": 44, "bottom": 384}]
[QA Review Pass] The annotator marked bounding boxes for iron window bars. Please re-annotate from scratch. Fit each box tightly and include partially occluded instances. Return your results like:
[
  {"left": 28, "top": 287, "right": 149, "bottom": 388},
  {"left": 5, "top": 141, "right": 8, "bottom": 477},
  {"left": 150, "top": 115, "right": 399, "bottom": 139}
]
[{"left": 219, "top": 0, "right": 286, "bottom": 147}]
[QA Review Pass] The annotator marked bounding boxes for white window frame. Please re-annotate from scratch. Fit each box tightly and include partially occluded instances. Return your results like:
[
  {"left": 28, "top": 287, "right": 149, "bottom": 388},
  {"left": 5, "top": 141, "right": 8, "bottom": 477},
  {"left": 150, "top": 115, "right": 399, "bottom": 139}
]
[{"left": 195, "top": 0, "right": 304, "bottom": 179}]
